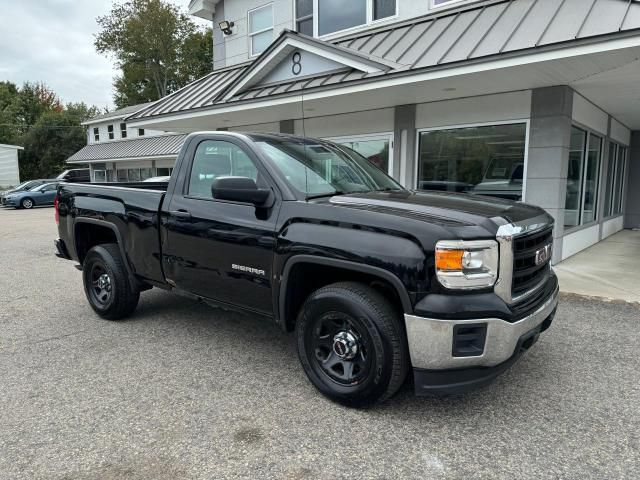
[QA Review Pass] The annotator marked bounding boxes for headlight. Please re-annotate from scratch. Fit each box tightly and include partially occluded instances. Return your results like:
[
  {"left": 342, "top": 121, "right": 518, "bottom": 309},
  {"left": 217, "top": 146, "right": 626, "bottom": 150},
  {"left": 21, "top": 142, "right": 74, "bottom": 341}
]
[{"left": 435, "top": 239, "right": 499, "bottom": 289}]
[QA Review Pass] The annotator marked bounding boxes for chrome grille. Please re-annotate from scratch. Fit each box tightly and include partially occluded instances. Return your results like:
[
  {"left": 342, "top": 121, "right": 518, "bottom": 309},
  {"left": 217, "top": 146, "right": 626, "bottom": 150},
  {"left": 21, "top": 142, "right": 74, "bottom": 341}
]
[
  {"left": 512, "top": 227, "right": 553, "bottom": 299},
  {"left": 494, "top": 213, "right": 555, "bottom": 305}
]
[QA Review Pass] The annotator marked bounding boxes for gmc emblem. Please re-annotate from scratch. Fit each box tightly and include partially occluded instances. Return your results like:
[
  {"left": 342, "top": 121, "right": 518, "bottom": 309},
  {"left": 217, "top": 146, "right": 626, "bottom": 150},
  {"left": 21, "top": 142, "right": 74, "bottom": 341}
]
[{"left": 535, "top": 244, "right": 553, "bottom": 266}]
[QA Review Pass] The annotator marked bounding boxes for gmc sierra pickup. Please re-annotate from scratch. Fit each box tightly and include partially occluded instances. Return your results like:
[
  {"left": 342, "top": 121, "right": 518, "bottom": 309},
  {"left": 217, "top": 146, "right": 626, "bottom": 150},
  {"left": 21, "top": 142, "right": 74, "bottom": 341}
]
[{"left": 55, "top": 132, "right": 558, "bottom": 407}]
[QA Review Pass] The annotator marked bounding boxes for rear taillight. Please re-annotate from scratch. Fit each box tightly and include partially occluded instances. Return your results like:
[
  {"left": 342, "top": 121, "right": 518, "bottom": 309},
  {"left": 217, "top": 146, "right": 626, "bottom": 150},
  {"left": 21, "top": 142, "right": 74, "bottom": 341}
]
[{"left": 54, "top": 196, "right": 59, "bottom": 225}]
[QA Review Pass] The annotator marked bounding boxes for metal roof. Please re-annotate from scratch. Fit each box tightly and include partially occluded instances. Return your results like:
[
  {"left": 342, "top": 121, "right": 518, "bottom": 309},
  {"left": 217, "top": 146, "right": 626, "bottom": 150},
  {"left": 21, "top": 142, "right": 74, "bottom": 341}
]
[
  {"left": 82, "top": 102, "right": 155, "bottom": 125},
  {"left": 67, "top": 134, "right": 187, "bottom": 164},
  {"left": 128, "top": 0, "right": 640, "bottom": 121}
]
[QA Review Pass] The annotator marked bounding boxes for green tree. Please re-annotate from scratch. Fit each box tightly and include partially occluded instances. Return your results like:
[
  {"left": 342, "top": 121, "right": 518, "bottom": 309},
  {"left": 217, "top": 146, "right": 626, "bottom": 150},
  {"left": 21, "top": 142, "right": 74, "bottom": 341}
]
[
  {"left": 95, "top": 0, "right": 213, "bottom": 108},
  {"left": 20, "top": 110, "right": 87, "bottom": 179}
]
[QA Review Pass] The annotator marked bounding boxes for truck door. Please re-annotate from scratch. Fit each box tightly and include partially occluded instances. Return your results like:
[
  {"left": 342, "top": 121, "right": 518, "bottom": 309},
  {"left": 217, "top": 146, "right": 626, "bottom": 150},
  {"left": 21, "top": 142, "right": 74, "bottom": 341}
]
[{"left": 161, "top": 137, "right": 280, "bottom": 316}]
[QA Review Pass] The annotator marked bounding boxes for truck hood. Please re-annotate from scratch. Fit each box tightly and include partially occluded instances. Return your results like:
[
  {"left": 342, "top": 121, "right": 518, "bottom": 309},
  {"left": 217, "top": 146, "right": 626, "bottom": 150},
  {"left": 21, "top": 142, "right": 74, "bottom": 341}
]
[{"left": 328, "top": 190, "right": 547, "bottom": 230}]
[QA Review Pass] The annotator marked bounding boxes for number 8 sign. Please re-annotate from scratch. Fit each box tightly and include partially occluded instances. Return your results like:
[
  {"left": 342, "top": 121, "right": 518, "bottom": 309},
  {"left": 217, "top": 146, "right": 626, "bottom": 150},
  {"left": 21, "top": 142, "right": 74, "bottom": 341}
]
[{"left": 292, "top": 52, "right": 302, "bottom": 76}]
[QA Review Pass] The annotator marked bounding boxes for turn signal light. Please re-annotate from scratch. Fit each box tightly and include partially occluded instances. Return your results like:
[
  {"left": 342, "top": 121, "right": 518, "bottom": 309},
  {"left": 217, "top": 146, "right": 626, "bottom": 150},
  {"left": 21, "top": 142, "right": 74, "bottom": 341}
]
[
  {"left": 54, "top": 196, "right": 59, "bottom": 225},
  {"left": 435, "top": 249, "right": 464, "bottom": 271}
]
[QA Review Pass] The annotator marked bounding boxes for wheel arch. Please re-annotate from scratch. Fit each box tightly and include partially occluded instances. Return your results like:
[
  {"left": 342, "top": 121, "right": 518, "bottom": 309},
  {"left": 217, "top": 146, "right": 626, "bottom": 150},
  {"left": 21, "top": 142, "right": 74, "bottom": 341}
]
[
  {"left": 74, "top": 218, "right": 137, "bottom": 286},
  {"left": 278, "top": 255, "right": 413, "bottom": 332}
]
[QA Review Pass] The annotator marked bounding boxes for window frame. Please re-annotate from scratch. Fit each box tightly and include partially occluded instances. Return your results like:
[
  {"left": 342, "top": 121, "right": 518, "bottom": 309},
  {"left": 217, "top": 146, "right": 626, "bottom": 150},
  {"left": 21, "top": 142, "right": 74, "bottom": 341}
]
[
  {"left": 120, "top": 123, "right": 128, "bottom": 139},
  {"left": 93, "top": 127, "right": 99, "bottom": 142},
  {"left": 563, "top": 125, "right": 605, "bottom": 231},
  {"left": 605, "top": 141, "right": 628, "bottom": 218},
  {"left": 138, "top": 128, "right": 145, "bottom": 137},
  {"left": 324, "top": 132, "right": 394, "bottom": 177},
  {"left": 430, "top": 0, "right": 479, "bottom": 11},
  {"left": 294, "top": 0, "right": 398, "bottom": 39},
  {"left": 93, "top": 170, "right": 107, "bottom": 183},
  {"left": 248, "top": 3, "right": 274, "bottom": 58},
  {"left": 183, "top": 138, "right": 272, "bottom": 204},
  {"left": 107, "top": 124, "right": 115, "bottom": 140},
  {"left": 414, "top": 119, "right": 531, "bottom": 198}
]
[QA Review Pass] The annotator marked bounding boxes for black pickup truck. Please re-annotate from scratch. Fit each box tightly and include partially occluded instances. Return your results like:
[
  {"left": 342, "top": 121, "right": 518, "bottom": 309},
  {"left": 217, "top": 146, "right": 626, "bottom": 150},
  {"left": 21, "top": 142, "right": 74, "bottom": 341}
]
[{"left": 55, "top": 132, "right": 558, "bottom": 407}]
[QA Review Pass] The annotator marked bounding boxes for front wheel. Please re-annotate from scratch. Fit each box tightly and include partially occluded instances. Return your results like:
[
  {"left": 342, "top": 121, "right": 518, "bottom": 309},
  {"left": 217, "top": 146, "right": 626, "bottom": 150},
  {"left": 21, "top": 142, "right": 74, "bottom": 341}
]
[
  {"left": 296, "top": 282, "right": 408, "bottom": 407},
  {"left": 82, "top": 244, "right": 139, "bottom": 320},
  {"left": 21, "top": 198, "right": 33, "bottom": 209}
]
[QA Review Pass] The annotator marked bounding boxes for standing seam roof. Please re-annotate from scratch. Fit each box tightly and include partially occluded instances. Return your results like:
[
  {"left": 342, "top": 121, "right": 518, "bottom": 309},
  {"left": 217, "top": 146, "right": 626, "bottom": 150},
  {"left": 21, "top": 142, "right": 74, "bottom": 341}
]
[{"left": 128, "top": 0, "right": 640, "bottom": 121}]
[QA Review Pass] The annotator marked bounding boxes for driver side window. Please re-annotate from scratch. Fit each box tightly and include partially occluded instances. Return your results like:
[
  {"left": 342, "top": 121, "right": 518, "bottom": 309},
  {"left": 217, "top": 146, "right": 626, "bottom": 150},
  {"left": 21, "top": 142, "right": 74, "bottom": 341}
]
[{"left": 188, "top": 140, "right": 259, "bottom": 199}]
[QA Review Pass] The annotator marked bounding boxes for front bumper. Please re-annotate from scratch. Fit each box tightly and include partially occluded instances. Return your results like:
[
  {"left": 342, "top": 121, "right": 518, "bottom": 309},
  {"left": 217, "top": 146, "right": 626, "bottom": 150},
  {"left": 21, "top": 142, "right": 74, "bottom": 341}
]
[{"left": 405, "top": 285, "right": 559, "bottom": 394}]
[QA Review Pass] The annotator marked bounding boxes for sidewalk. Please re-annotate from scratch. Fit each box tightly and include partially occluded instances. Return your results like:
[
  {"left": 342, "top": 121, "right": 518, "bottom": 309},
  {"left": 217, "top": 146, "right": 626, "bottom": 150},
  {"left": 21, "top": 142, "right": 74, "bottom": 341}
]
[{"left": 554, "top": 229, "right": 640, "bottom": 303}]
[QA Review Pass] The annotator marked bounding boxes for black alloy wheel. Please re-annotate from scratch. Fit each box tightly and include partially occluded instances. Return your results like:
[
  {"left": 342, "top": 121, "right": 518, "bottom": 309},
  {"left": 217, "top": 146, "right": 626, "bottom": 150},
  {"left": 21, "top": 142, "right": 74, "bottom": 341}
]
[
  {"left": 82, "top": 244, "right": 140, "bottom": 320},
  {"left": 297, "top": 282, "right": 408, "bottom": 407}
]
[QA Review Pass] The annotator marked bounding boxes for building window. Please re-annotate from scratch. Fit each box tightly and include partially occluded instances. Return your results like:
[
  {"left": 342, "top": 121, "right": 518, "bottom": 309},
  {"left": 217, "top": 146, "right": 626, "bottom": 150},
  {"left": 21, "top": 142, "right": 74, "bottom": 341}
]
[
  {"left": 108, "top": 125, "right": 114, "bottom": 140},
  {"left": 297, "top": 0, "right": 396, "bottom": 37},
  {"left": 106, "top": 170, "right": 115, "bottom": 182},
  {"left": 564, "top": 128, "right": 602, "bottom": 228},
  {"left": 140, "top": 168, "right": 153, "bottom": 180},
  {"left": 156, "top": 167, "right": 173, "bottom": 177},
  {"left": 604, "top": 142, "right": 627, "bottom": 217},
  {"left": 93, "top": 127, "right": 99, "bottom": 142},
  {"left": 295, "top": 0, "right": 313, "bottom": 35},
  {"left": 417, "top": 123, "right": 526, "bottom": 201},
  {"left": 138, "top": 128, "right": 145, "bottom": 136},
  {"left": 120, "top": 123, "right": 127, "bottom": 139},
  {"left": 93, "top": 170, "right": 106, "bottom": 182},
  {"left": 116, "top": 169, "right": 128, "bottom": 182},
  {"left": 249, "top": 4, "right": 273, "bottom": 57},
  {"left": 327, "top": 133, "right": 393, "bottom": 176}
]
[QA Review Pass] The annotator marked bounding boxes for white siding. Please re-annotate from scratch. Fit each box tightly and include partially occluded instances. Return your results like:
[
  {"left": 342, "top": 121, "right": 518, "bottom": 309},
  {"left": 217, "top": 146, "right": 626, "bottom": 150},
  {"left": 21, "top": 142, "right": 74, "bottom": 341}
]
[
  {"left": 610, "top": 118, "right": 631, "bottom": 146},
  {"left": 561, "top": 224, "right": 601, "bottom": 261},
  {"left": 602, "top": 216, "right": 625, "bottom": 239},
  {"left": 415, "top": 91, "right": 532, "bottom": 129},
  {"left": 0, "top": 145, "right": 21, "bottom": 187},
  {"left": 293, "top": 108, "right": 395, "bottom": 138},
  {"left": 87, "top": 121, "right": 166, "bottom": 145},
  {"left": 572, "top": 93, "right": 608, "bottom": 135}
]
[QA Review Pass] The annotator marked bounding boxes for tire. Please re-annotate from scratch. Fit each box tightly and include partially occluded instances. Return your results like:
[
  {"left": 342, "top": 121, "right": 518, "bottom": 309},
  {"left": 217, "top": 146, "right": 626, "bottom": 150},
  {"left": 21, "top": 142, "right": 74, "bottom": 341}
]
[
  {"left": 296, "top": 282, "right": 408, "bottom": 407},
  {"left": 82, "top": 243, "right": 140, "bottom": 320},
  {"left": 21, "top": 198, "right": 34, "bottom": 209}
]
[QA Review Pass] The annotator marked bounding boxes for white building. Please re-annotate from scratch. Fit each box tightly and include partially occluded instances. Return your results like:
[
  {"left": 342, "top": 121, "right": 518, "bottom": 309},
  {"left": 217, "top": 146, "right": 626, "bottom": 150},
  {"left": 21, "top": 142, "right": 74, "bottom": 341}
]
[
  {"left": 67, "top": 103, "right": 184, "bottom": 182},
  {"left": 72, "top": 0, "right": 639, "bottom": 263},
  {"left": 0, "top": 144, "right": 23, "bottom": 187}
]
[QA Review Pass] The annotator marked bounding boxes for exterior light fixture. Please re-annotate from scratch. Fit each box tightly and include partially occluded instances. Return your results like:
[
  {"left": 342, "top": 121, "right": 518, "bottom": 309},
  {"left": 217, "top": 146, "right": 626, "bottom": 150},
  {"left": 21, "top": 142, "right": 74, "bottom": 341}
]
[{"left": 219, "top": 20, "right": 234, "bottom": 35}]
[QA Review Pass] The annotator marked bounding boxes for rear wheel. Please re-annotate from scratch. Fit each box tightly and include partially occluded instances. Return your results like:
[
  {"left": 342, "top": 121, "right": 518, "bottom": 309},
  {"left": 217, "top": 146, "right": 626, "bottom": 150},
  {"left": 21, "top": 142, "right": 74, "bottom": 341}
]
[
  {"left": 21, "top": 198, "right": 33, "bottom": 209},
  {"left": 296, "top": 282, "right": 408, "bottom": 407},
  {"left": 82, "top": 244, "right": 139, "bottom": 320}
]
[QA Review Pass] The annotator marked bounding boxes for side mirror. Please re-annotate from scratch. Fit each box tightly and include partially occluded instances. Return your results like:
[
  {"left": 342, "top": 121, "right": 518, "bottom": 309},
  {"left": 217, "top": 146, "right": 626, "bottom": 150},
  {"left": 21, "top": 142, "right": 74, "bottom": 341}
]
[{"left": 212, "top": 176, "right": 272, "bottom": 207}]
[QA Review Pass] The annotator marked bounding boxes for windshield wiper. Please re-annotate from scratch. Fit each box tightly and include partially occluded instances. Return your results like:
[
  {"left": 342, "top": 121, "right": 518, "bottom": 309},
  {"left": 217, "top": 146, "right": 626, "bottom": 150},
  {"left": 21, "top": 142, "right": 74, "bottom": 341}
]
[{"left": 305, "top": 191, "right": 345, "bottom": 200}]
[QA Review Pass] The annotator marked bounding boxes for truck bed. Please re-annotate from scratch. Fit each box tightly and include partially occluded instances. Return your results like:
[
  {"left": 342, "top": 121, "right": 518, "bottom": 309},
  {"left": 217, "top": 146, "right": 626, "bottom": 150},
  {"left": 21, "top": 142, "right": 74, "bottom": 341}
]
[{"left": 57, "top": 182, "right": 168, "bottom": 285}]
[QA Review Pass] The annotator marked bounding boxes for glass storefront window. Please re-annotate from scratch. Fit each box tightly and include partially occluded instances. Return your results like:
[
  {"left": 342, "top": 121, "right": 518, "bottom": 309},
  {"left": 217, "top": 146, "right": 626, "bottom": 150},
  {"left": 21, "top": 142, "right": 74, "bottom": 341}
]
[
  {"left": 93, "top": 170, "right": 106, "bottom": 182},
  {"left": 140, "top": 168, "right": 153, "bottom": 181},
  {"left": 330, "top": 135, "right": 392, "bottom": 175},
  {"left": 612, "top": 146, "right": 626, "bottom": 215},
  {"left": 564, "top": 128, "right": 603, "bottom": 227},
  {"left": 582, "top": 134, "right": 602, "bottom": 224},
  {"left": 417, "top": 123, "right": 526, "bottom": 201},
  {"left": 564, "top": 128, "right": 587, "bottom": 227},
  {"left": 116, "top": 169, "right": 128, "bottom": 182}
]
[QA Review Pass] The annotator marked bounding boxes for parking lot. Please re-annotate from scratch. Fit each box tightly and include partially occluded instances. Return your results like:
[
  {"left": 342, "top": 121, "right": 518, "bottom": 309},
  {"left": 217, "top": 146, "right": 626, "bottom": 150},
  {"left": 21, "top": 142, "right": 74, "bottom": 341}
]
[{"left": 0, "top": 206, "right": 639, "bottom": 479}]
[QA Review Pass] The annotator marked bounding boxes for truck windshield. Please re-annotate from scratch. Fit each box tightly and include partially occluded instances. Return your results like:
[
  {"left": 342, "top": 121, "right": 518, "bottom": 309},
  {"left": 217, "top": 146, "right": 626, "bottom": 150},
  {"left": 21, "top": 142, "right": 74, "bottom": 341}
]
[{"left": 255, "top": 138, "right": 404, "bottom": 198}]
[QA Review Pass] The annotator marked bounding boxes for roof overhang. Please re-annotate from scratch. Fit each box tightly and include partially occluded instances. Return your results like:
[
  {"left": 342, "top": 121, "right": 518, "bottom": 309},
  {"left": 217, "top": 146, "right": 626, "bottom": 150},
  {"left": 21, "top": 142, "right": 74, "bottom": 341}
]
[
  {"left": 0, "top": 144, "right": 24, "bottom": 150},
  {"left": 128, "top": 35, "right": 640, "bottom": 131},
  {"left": 188, "top": 0, "right": 221, "bottom": 20},
  {"left": 67, "top": 154, "right": 177, "bottom": 165}
]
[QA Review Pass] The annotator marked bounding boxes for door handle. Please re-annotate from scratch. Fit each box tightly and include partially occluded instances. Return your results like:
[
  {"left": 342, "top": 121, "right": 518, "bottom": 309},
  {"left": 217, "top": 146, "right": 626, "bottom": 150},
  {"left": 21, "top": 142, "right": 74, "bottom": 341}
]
[{"left": 171, "top": 210, "right": 192, "bottom": 220}]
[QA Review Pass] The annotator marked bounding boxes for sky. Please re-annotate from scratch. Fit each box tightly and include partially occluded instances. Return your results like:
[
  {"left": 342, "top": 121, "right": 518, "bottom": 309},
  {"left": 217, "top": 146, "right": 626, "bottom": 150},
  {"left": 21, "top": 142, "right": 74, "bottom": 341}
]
[{"left": 0, "top": 0, "right": 207, "bottom": 110}]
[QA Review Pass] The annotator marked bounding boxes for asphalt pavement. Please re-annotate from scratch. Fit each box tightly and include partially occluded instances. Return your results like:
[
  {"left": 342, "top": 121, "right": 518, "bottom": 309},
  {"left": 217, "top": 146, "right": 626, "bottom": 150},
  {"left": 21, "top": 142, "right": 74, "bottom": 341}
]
[{"left": 1, "top": 206, "right": 639, "bottom": 479}]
